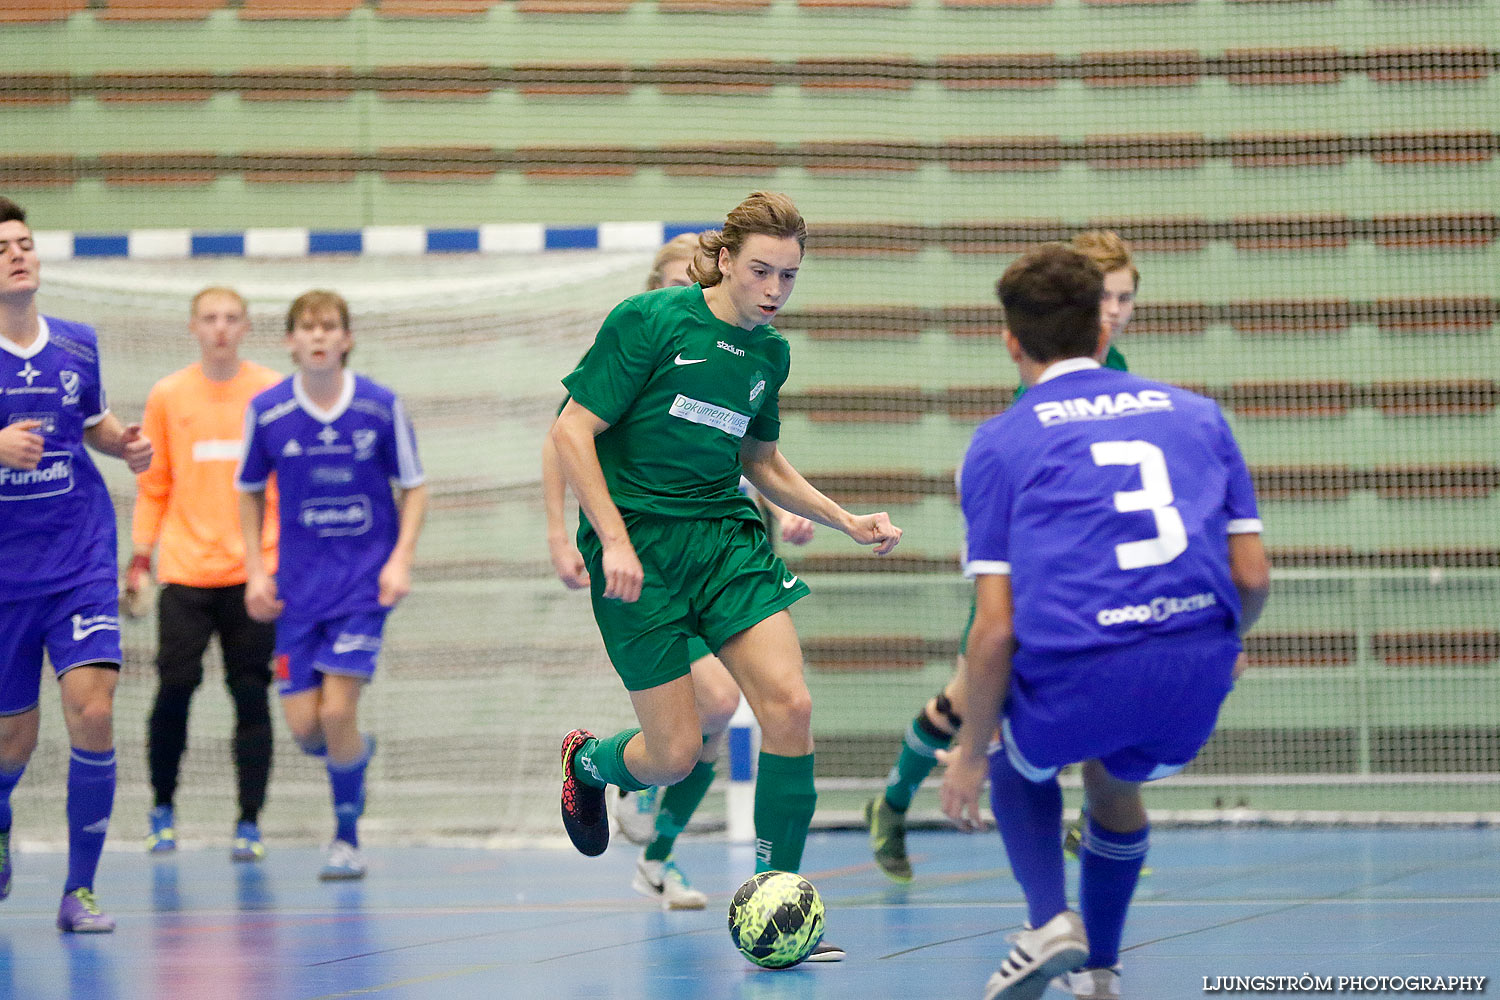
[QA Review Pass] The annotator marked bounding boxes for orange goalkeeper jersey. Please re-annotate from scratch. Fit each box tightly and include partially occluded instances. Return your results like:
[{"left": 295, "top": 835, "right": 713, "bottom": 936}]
[{"left": 132, "top": 361, "right": 282, "bottom": 587}]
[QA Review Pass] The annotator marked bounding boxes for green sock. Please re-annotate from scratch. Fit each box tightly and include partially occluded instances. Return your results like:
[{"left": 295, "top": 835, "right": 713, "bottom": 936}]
[
  {"left": 644, "top": 759, "right": 716, "bottom": 862},
  {"left": 753, "top": 751, "right": 816, "bottom": 873},
  {"left": 574, "top": 728, "right": 648, "bottom": 792},
  {"left": 883, "top": 713, "right": 952, "bottom": 813}
]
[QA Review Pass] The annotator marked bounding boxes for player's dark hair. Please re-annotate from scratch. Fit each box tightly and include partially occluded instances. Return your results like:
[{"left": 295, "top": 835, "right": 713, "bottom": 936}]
[
  {"left": 996, "top": 244, "right": 1104, "bottom": 363},
  {"left": 689, "top": 191, "right": 806, "bottom": 288},
  {"left": 0, "top": 197, "right": 27, "bottom": 226}
]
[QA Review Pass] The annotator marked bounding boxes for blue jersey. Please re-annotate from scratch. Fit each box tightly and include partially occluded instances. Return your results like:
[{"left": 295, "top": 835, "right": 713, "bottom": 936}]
[
  {"left": 0, "top": 317, "right": 116, "bottom": 600},
  {"left": 961, "top": 361, "right": 1261, "bottom": 656},
  {"left": 236, "top": 371, "right": 423, "bottom": 623}
]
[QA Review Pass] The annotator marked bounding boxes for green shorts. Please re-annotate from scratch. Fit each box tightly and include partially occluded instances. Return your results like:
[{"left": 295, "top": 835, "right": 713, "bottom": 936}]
[{"left": 580, "top": 514, "right": 810, "bottom": 691}]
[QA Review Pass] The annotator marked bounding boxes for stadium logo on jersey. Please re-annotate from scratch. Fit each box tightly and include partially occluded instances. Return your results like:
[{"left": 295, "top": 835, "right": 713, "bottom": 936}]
[
  {"left": 332, "top": 633, "right": 383, "bottom": 655},
  {"left": 282, "top": 438, "right": 303, "bottom": 457},
  {"left": 70, "top": 613, "right": 119, "bottom": 640},
  {"left": 1033, "top": 390, "right": 1173, "bottom": 427},
  {"left": 298, "top": 496, "right": 373, "bottom": 536},
  {"left": 1096, "top": 591, "right": 1218, "bottom": 627},
  {"left": 352, "top": 428, "right": 377, "bottom": 460},
  {"left": 717, "top": 340, "right": 746, "bottom": 358},
  {"left": 16, "top": 361, "right": 41, "bottom": 386},
  {"left": 0, "top": 453, "right": 74, "bottom": 500},
  {"left": 669, "top": 394, "right": 750, "bottom": 438},
  {"left": 59, "top": 370, "right": 81, "bottom": 406},
  {"left": 258, "top": 398, "right": 299, "bottom": 425}
]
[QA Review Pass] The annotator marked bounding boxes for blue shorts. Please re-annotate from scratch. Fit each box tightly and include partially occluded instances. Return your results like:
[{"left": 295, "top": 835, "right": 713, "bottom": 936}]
[
  {"left": 0, "top": 578, "right": 123, "bottom": 716},
  {"left": 273, "top": 610, "right": 389, "bottom": 697},
  {"left": 998, "top": 628, "right": 1240, "bottom": 783}
]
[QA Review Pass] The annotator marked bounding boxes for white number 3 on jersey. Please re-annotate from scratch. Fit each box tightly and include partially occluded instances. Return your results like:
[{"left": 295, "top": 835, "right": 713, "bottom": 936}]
[{"left": 1090, "top": 440, "right": 1188, "bottom": 570}]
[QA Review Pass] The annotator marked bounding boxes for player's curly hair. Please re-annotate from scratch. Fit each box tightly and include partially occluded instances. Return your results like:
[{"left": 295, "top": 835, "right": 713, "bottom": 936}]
[
  {"left": 1071, "top": 229, "right": 1139, "bottom": 288},
  {"left": 689, "top": 192, "right": 806, "bottom": 288}
]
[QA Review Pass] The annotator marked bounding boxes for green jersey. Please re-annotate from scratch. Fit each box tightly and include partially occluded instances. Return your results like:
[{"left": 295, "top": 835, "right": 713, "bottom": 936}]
[
  {"left": 1011, "top": 343, "right": 1128, "bottom": 402},
  {"left": 562, "top": 283, "right": 789, "bottom": 523}
]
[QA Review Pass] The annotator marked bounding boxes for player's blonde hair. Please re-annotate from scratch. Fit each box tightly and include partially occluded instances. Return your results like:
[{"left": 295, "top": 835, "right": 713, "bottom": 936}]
[
  {"left": 689, "top": 191, "right": 806, "bottom": 289},
  {"left": 645, "top": 233, "right": 701, "bottom": 291},
  {"left": 190, "top": 286, "right": 247, "bottom": 317},
  {"left": 1071, "top": 230, "right": 1138, "bottom": 288}
]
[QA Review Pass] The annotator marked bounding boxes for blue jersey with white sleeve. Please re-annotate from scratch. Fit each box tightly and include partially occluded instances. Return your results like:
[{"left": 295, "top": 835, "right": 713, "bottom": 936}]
[
  {"left": 0, "top": 317, "right": 117, "bottom": 600},
  {"left": 236, "top": 371, "right": 423, "bottom": 624},
  {"left": 961, "top": 360, "right": 1261, "bottom": 656}
]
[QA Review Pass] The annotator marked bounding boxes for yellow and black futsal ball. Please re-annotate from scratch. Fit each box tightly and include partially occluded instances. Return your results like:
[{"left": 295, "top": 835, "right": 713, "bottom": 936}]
[{"left": 727, "top": 870, "right": 825, "bottom": 969}]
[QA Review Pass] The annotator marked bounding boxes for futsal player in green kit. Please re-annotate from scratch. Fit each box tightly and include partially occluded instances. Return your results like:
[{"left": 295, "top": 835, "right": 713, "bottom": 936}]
[
  {"left": 541, "top": 233, "right": 813, "bottom": 910},
  {"left": 865, "top": 231, "right": 1140, "bottom": 883},
  {"left": 551, "top": 192, "right": 902, "bottom": 961}
]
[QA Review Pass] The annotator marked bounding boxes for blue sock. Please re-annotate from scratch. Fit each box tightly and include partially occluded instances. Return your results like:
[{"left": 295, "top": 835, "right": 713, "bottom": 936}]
[
  {"left": 987, "top": 747, "right": 1067, "bottom": 930},
  {"left": 1079, "top": 816, "right": 1149, "bottom": 968},
  {"left": 327, "top": 736, "right": 374, "bottom": 847},
  {"left": 0, "top": 763, "right": 26, "bottom": 831},
  {"left": 65, "top": 748, "right": 116, "bottom": 893}
]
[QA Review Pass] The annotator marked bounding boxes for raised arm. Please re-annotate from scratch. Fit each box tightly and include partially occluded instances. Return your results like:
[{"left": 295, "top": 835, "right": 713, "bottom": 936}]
[
  {"left": 550, "top": 398, "right": 642, "bottom": 602},
  {"left": 739, "top": 437, "right": 901, "bottom": 555}
]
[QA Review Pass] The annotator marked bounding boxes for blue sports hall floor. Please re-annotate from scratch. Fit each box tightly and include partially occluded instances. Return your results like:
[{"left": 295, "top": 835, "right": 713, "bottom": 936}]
[{"left": 1, "top": 826, "right": 1495, "bottom": 999}]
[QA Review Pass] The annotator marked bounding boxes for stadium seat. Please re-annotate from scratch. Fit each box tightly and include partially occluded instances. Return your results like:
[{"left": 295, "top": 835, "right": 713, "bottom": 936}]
[
  {"left": 99, "top": 151, "right": 219, "bottom": 186},
  {"left": 515, "top": 146, "right": 637, "bottom": 178},
  {"left": 654, "top": 59, "right": 778, "bottom": 95},
  {"left": 372, "top": 65, "right": 496, "bottom": 100},
  {"left": 236, "top": 67, "right": 357, "bottom": 101},
  {"left": 239, "top": 150, "right": 359, "bottom": 183},
  {"left": 941, "top": 0, "right": 1054, "bottom": 7},
  {"left": 376, "top": 0, "right": 497, "bottom": 14},
  {"left": 797, "top": 0, "right": 912, "bottom": 7},
  {"left": 1221, "top": 47, "right": 1341, "bottom": 86},
  {"left": 1078, "top": 50, "right": 1203, "bottom": 88},
  {"left": 377, "top": 147, "right": 498, "bottom": 182},
  {"left": 0, "top": 154, "right": 79, "bottom": 187},
  {"left": 1084, "top": 132, "right": 1208, "bottom": 169},
  {"left": 513, "top": 62, "right": 631, "bottom": 96},
  {"left": 515, "top": 0, "right": 634, "bottom": 12},
  {"left": 99, "top": 0, "right": 227, "bottom": 20},
  {"left": 658, "top": 142, "right": 780, "bottom": 176},
  {"left": 1375, "top": 631, "right": 1500, "bottom": 666},
  {"left": 1366, "top": 46, "right": 1491, "bottom": 83},
  {"left": 1369, "top": 213, "right": 1498, "bottom": 249},
  {"left": 801, "top": 637, "right": 945, "bottom": 672},
  {"left": 0, "top": 73, "right": 71, "bottom": 106},
  {"left": 944, "top": 136, "right": 1065, "bottom": 171},
  {"left": 239, "top": 0, "right": 360, "bottom": 19},
  {"left": 93, "top": 71, "right": 215, "bottom": 104},
  {"left": 793, "top": 57, "right": 922, "bottom": 90},
  {"left": 658, "top": 0, "right": 771, "bottom": 10},
  {"left": 0, "top": 0, "right": 84, "bottom": 21},
  {"left": 936, "top": 53, "right": 1061, "bottom": 90},
  {"left": 1231, "top": 214, "right": 1354, "bottom": 250}
]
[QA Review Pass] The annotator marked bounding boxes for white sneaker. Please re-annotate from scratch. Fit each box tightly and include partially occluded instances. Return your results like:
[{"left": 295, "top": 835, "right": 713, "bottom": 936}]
[
  {"left": 982, "top": 910, "right": 1089, "bottom": 1000},
  {"left": 1061, "top": 966, "right": 1121, "bottom": 999},
  {"left": 611, "top": 786, "right": 660, "bottom": 846},
  {"left": 318, "top": 839, "right": 367, "bottom": 881},
  {"left": 631, "top": 855, "right": 707, "bottom": 910}
]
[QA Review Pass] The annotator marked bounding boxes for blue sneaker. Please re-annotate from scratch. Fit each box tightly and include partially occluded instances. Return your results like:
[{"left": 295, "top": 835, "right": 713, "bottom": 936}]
[
  {"left": 57, "top": 888, "right": 115, "bottom": 933},
  {"left": 146, "top": 805, "right": 176, "bottom": 853},
  {"left": 231, "top": 821, "right": 265, "bottom": 862},
  {"left": 0, "top": 828, "right": 12, "bottom": 899}
]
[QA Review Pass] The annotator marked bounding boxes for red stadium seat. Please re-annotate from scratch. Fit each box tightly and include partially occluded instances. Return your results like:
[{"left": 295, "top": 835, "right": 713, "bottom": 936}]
[
  {"left": 99, "top": 0, "right": 227, "bottom": 20},
  {"left": 0, "top": 0, "right": 85, "bottom": 22},
  {"left": 239, "top": 0, "right": 360, "bottom": 19}
]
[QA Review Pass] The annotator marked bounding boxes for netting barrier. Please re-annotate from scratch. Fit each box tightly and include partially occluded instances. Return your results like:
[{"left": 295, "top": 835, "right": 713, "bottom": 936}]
[{"left": 4, "top": 0, "right": 1498, "bottom": 843}]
